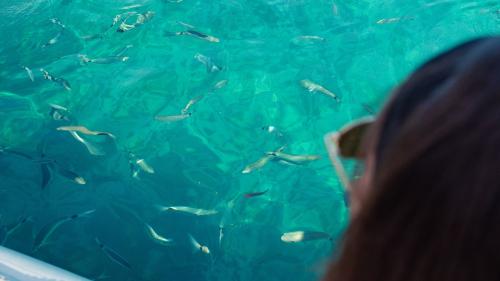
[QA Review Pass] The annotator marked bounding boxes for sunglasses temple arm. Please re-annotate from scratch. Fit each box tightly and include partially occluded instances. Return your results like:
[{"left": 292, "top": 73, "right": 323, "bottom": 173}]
[
  {"left": 324, "top": 134, "right": 353, "bottom": 194},
  {"left": 331, "top": 153, "right": 352, "bottom": 193}
]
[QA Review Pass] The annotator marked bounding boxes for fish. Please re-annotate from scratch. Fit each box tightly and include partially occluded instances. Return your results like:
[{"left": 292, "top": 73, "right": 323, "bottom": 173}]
[
  {"left": 280, "top": 231, "right": 332, "bottom": 243},
  {"left": 81, "top": 33, "right": 104, "bottom": 41},
  {"left": 241, "top": 155, "right": 273, "bottom": 174},
  {"left": 33, "top": 209, "right": 95, "bottom": 251},
  {"left": 266, "top": 151, "right": 320, "bottom": 165},
  {"left": 244, "top": 189, "right": 269, "bottom": 198},
  {"left": 172, "top": 29, "right": 220, "bottom": 43},
  {"left": 145, "top": 224, "right": 173, "bottom": 246},
  {"left": 1, "top": 216, "right": 32, "bottom": 245},
  {"left": 136, "top": 159, "right": 154, "bottom": 174},
  {"left": 81, "top": 55, "right": 129, "bottom": 64},
  {"left": 40, "top": 69, "right": 71, "bottom": 91},
  {"left": 300, "top": 79, "right": 340, "bottom": 102},
  {"left": 55, "top": 165, "right": 86, "bottom": 185},
  {"left": 42, "top": 31, "right": 63, "bottom": 48},
  {"left": 95, "top": 238, "right": 132, "bottom": 270},
  {"left": 57, "top": 126, "right": 116, "bottom": 139},
  {"left": 241, "top": 146, "right": 285, "bottom": 174},
  {"left": 49, "top": 18, "right": 66, "bottom": 29},
  {"left": 188, "top": 234, "right": 210, "bottom": 255},
  {"left": 291, "top": 35, "right": 325, "bottom": 45},
  {"left": 376, "top": 17, "right": 402, "bottom": 24},
  {"left": 120, "top": 4, "right": 142, "bottom": 10},
  {"left": 40, "top": 162, "right": 52, "bottom": 189},
  {"left": 194, "top": 53, "right": 223, "bottom": 73},
  {"left": 49, "top": 103, "right": 70, "bottom": 121},
  {"left": 218, "top": 222, "right": 225, "bottom": 247},
  {"left": 213, "top": 80, "right": 228, "bottom": 90},
  {"left": 117, "top": 11, "right": 155, "bottom": 32},
  {"left": 68, "top": 131, "right": 106, "bottom": 156},
  {"left": 155, "top": 113, "right": 191, "bottom": 122},
  {"left": 177, "top": 21, "right": 194, "bottom": 29},
  {"left": 114, "top": 44, "right": 133, "bottom": 56},
  {"left": 157, "top": 206, "right": 218, "bottom": 216},
  {"left": 181, "top": 95, "right": 204, "bottom": 114},
  {"left": 21, "top": 66, "right": 35, "bottom": 82}
]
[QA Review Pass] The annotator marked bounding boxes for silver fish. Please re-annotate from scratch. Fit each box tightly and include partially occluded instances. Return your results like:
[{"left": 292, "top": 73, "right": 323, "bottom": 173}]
[
  {"left": 42, "top": 31, "right": 62, "bottom": 48},
  {"left": 194, "top": 53, "right": 222, "bottom": 73},
  {"left": 188, "top": 234, "right": 210, "bottom": 255},
  {"left": 49, "top": 103, "right": 70, "bottom": 121},
  {"left": 40, "top": 69, "right": 71, "bottom": 91},
  {"left": 49, "top": 18, "right": 66, "bottom": 29},
  {"left": 95, "top": 238, "right": 132, "bottom": 270},
  {"left": 241, "top": 146, "right": 285, "bottom": 174},
  {"left": 68, "top": 131, "right": 106, "bottom": 156},
  {"left": 1, "top": 216, "right": 32, "bottom": 245},
  {"left": 84, "top": 55, "right": 129, "bottom": 64},
  {"left": 266, "top": 151, "right": 320, "bottom": 165},
  {"left": 117, "top": 11, "right": 154, "bottom": 32},
  {"left": 155, "top": 113, "right": 191, "bottom": 122},
  {"left": 33, "top": 209, "right": 95, "bottom": 251},
  {"left": 172, "top": 30, "right": 220, "bottom": 43},
  {"left": 145, "top": 224, "right": 173, "bottom": 246},
  {"left": 181, "top": 95, "right": 204, "bottom": 114},
  {"left": 21, "top": 66, "right": 35, "bottom": 82},
  {"left": 300, "top": 79, "right": 340, "bottom": 102},
  {"left": 281, "top": 231, "right": 332, "bottom": 243},
  {"left": 158, "top": 206, "right": 218, "bottom": 216},
  {"left": 213, "top": 80, "right": 228, "bottom": 90}
]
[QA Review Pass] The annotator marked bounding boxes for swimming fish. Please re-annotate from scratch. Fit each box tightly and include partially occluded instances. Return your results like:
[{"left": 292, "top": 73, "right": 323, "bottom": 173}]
[
  {"left": 114, "top": 44, "right": 133, "bottom": 56},
  {"left": 40, "top": 68, "right": 71, "bottom": 91},
  {"left": 170, "top": 29, "right": 220, "bottom": 43},
  {"left": 42, "top": 30, "right": 63, "bottom": 48},
  {"left": 300, "top": 79, "right": 340, "bottom": 102},
  {"left": 33, "top": 209, "right": 95, "bottom": 251},
  {"left": 120, "top": 4, "right": 142, "bottom": 10},
  {"left": 241, "top": 155, "right": 274, "bottom": 174},
  {"left": 145, "top": 224, "right": 173, "bottom": 246},
  {"left": 291, "top": 35, "right": 325, "bottom": 45},
  {"left": 49, "top": 103, "right": 70, "bottom": 121},
  {"left": 266, "top": 151, "right": 320, "bottom": 165},
  {"left": 376, "top": 17, "right": 402, "bottom": 24},
  {"left": 188, "top": 234, "right": 210, "bottom": 255},
  {"left": 55, "top": 165, "right": 86, "bottom": 185},
  {"left": 213, "top": 80, "right": 228, "bottom": 90},
  {"left": 79, "top": 54, "right": 129, "bottom": 64},
  {"left": 128, "top": 152, "right": 154, "bottom": 179},
  {"left": 95, "top": 238, "right": 132, "bottom": 270},
  {"left": 181, "top": 95, "right": 204, "bottom": 114},
  {"left": 117, "top": 11, "right": 155, "bottom": 32},
  {"left": 57, "top": 126, "right": 116, "bottom": 139},
  {"left": 155, "top": 113, "right": 191, "bottom": 122},
  {"left": 157, "top": 206, "right": 218, "bottom": 216},
  {"left": 241, "top": 146, "right": 285, "bottom": 174},
  {"left": 40, "top": 162, "right": 53, "bottom": 189},
  {"left": 281, "top": 231, "right": 332, "bottom": 243},
  {"left": 68, "top": 131, "right": 106, "bottom": 156},
  {"left": 21, "top": 66, "right": 35, "bottom": 82},
  {"left": 1, "top": 216, "right": 32, "bottom": 245},
  {"left": 194, "top": 53, "right": 223, "bottom": 73},
  {"left": 81, "top": 33, "right": 104, "bottom": 41},
  {"left": 49, "top": 18, "right": 66, "bottom": 29},
  {"left": 218, "top": 221, "right": 225, "bottom": 247},
  {"left": 244, "top": 189, "right": 269, "bottom": 198}
]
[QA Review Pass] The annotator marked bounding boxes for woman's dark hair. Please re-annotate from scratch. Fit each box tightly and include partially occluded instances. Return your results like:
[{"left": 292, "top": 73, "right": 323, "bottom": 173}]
[{"left": 325, "top": 37, "right": 500, "bottom": 281}]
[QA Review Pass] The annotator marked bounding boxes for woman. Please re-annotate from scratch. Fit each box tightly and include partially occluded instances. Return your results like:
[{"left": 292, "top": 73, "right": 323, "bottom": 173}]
[{"left": 324, "top": 37, "right": 500, "bottom": 281}]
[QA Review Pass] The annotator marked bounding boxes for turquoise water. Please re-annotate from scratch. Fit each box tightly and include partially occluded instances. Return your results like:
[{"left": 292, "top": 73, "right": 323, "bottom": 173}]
[{"left": 0, "top": 0, "right": 498, "bottom": 280}]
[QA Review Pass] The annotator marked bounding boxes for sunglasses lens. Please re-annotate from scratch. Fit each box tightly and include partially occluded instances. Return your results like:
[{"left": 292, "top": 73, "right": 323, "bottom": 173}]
[{"left": 338, "top": 119, "right": 373, "bottom": 158}]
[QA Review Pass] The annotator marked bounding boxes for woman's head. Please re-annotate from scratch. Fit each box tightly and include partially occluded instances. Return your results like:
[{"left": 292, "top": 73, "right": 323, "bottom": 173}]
[{"left": 326, "top": 37, "right": 500, "bottom": 281}]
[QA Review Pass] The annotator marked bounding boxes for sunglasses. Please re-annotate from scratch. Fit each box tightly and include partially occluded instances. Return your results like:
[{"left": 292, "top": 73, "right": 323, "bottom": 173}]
[{"left": 324, "top": 117, "right": 374, "bottom": 194}]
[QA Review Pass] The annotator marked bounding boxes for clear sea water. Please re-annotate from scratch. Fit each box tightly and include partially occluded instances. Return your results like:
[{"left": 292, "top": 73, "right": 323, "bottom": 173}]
[{"left": 0, "top": 0, "right": 498, "bottom": 280}]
